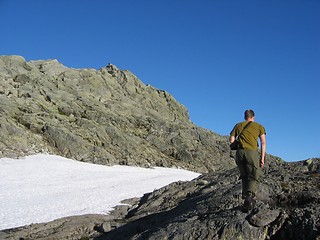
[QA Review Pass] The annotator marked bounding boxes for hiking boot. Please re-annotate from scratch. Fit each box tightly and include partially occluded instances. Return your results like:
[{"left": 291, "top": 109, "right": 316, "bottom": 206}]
[{"left": 242, "top": 193, "right": 255, "bottom": 213}]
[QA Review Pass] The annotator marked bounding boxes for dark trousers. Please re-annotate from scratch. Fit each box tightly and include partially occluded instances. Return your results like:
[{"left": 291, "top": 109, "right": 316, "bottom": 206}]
[{"left": 236, "top": 149, "right": 262, "bottom": 197}]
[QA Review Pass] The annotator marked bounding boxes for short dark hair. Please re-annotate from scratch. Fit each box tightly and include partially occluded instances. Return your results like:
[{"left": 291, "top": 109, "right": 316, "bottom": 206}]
[{"left": 244, "top": 109, "right": 255, "bottom": 120}]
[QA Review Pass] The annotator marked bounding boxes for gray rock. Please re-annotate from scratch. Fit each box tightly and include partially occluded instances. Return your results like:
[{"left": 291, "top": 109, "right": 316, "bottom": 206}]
[
  {"left": 0, "top": 214, "right": 111, "bottom": 240},
  {"left": 94, "top": 162, "right": 320, "bottom": 240},
  {"left": 248, "top": 209, "right": 280, "bottom": 227}
]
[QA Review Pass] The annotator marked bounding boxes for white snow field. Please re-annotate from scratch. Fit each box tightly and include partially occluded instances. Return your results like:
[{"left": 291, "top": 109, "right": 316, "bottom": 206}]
[{"left": 0, "top": 154, "right": 200, "bottom": 230}]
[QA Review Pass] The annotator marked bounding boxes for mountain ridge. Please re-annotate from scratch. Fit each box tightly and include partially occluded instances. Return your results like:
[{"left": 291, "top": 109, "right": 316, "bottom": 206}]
[{"left": 0, "top": 55, "right": 246, "bottom": 173}]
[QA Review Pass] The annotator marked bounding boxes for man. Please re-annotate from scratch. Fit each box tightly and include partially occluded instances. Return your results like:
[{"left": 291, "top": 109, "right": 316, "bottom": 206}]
[{"left": 230, "top": 109, "right": 266, "bottom": 213}]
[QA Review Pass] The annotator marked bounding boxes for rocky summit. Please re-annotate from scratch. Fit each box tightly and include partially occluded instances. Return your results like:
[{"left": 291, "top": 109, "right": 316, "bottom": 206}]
[
  {"left": 0, "top": 55, "right": 319, "bottom": 239},
  {"left": 0, "top": 55, "right": 238, "bottom": 173}
]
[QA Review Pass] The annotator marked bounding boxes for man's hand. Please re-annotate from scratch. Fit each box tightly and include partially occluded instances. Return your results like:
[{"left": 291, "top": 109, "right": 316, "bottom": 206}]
[{"left": 260, "top": 158, "right": 264, "bottom": 168}]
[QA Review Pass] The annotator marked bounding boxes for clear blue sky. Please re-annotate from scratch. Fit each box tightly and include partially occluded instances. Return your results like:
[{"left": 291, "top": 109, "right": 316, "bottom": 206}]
[{"left": 1, "top": 0, "right": 319, "bottom": 162}]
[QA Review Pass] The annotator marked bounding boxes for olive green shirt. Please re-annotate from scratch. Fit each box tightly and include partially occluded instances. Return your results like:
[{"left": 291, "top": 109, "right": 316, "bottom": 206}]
[{"left": 230, "top": 121, "right": 266, "bottom": 150}]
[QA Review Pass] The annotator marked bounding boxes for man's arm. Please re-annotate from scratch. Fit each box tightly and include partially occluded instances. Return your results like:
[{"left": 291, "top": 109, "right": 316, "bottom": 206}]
[
  {"left": 229, "top": 135, "right": 236, "bottom": 143},
  {"left": 259, "top": 134, "right": 266, "bottom": 168}
]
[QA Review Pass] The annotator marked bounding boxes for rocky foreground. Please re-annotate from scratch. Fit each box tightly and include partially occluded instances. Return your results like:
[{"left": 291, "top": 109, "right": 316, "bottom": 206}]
[
  {"left": 1, "top": 158, "right": 319, "bottom": 239},
  {"left": 0, "top": 55, "right": 319, "bottom": 239}
]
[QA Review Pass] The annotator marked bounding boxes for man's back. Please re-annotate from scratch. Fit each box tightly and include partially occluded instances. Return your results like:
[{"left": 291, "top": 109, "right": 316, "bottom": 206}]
[{"left": 230, "top": 121, "right": 266, "bottom": 150}]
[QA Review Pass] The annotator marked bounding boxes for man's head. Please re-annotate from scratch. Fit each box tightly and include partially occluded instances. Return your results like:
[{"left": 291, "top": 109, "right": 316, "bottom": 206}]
[{"left": 244, "top": 109, "right": 255, "bottom": 121}]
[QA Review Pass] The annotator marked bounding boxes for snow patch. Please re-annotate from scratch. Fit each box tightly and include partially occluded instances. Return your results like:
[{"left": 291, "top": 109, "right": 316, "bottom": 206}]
[{"left": 0, "top": 154, "right": 200, "bottom": 230}]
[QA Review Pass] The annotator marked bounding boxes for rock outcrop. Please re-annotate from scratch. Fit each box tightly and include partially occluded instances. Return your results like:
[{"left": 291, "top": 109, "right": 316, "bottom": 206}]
[
  {"left": 1, "top": 55, "right": 319, "bottom": 239},
  {"left": 0, "top": 55, "right": 245, "bottom": 173}
]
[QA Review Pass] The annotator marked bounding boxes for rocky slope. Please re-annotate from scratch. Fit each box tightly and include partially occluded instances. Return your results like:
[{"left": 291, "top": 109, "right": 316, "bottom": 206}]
[
  {"left": 0, "top": 55, "right": 240, "bottom": 173},
  {"left": 1, "top": 55, "right": 319, "bottom": 239}
]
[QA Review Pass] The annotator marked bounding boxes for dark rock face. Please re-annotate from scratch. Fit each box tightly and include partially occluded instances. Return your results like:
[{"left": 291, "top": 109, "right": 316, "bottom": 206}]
[
  {"left": 98, "top": 159, "right": 320, "bottom": 240},
  {"left": 1, "top": 55, "right": 319, "bottom": 239}
]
